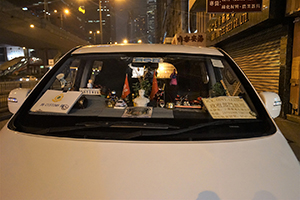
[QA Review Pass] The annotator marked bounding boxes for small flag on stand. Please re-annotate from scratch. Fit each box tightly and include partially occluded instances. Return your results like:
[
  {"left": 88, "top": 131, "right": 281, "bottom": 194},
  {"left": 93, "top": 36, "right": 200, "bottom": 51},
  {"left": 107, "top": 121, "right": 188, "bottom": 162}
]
[
  {"left": 150, "top": 71, "right": 158, "bottom": 100},
  {"left": 121, "top": 74, "right": 130, "bottom": 99}
]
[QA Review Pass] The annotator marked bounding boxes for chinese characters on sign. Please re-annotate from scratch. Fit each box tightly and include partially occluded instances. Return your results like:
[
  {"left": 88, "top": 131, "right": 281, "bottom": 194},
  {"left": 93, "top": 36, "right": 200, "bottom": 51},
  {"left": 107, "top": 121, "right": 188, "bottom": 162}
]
[
  {"left": 208, "top": 13, "right": 249, "bottom": 41},
  {"left": 202, "top": 96, "right": 256, "bottom": 119},
  {"left": 172, "top": 33, "right": 206, "bottom": 47},
  {"left": 207, "top": 0, "right": 262, "bottom": 13}
]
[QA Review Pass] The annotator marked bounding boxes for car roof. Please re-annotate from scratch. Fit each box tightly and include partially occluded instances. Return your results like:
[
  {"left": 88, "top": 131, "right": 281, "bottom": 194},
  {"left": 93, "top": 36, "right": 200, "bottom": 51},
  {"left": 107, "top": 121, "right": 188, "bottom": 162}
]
[{"left": 72, "top": 44, "right": 223, "bottom": 56}]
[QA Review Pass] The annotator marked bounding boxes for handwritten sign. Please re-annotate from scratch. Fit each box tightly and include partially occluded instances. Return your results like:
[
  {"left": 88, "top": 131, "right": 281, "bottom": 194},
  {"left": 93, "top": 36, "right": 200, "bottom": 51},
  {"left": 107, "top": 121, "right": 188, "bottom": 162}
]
[{"left": 202, "top": 96, "right": 256, "bottom": 119}]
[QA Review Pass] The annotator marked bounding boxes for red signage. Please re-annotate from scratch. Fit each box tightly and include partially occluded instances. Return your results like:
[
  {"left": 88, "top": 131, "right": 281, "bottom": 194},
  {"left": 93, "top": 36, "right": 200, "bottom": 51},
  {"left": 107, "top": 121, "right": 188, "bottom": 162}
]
[{"left": 207, "top": 0, "right": 262, "bottom": 13}]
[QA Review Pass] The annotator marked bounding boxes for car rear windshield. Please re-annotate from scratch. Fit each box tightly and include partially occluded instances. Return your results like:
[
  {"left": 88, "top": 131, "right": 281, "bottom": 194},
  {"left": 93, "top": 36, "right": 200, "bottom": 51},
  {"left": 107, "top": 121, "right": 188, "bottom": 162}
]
[{"left": 10, "top": 52, "right": 276, "bottom": 141}]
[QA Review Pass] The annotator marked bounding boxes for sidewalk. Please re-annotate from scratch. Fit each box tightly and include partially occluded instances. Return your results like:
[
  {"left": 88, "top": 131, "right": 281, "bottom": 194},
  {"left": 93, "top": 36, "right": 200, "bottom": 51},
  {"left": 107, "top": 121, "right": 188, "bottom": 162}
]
[{"left": 274, "top": 117, "right": 300, "bottom": 161}]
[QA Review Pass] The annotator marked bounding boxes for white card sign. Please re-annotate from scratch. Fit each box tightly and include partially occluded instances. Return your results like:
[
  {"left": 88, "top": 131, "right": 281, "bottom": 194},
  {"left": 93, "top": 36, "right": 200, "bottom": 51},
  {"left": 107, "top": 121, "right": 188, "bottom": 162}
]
[{"left": 30, "top": 90, "right": 82, "bottom": 114}]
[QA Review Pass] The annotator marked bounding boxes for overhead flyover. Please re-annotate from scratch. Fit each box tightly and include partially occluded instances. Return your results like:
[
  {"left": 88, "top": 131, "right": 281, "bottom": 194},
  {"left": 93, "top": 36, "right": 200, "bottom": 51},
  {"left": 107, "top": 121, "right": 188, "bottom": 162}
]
[{"left": 0, "top": 0, "right": 89, "bottom": 54}]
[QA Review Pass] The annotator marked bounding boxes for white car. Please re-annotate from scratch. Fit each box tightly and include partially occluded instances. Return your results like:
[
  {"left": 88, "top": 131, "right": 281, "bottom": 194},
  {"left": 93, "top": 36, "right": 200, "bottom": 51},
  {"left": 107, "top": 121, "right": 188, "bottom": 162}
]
[{"left": 1, "top": 44, "right": 299, "bottom": 199}]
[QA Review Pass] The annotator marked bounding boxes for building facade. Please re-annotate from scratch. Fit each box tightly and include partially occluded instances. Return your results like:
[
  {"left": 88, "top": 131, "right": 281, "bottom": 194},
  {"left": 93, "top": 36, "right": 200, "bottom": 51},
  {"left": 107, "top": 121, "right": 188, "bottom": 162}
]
[
  {"left": 127, "top": 12, "right": 147, "bottom": 43},
  {"left": 84, "top": 0, "right": 116, "bottom": 44},
  {"left": 189, "top": 0, "right": 300, "bottom": 119},
  {"left": 286, "top": 0, "right": 300, "bottom": 117},
  {"left": 147, "top": 0, "right": 157, "bottom": 43},
  {"left": 157, "top": 0, "right": 189, "bottom": 44}
]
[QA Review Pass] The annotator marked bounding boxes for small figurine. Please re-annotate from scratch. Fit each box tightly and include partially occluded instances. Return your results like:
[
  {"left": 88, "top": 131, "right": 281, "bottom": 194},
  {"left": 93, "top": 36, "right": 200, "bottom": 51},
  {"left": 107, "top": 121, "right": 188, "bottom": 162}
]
[
  {"left": 175, "top": 95, "right": 181, "bottom": 105},
  {"left": 110, "top": 91, "right": 118, "bottom": 101},
  {"left": 114, "top": 99, "right": 127, "bottom": 109},
  {"left": 87, "top": 79, "right": 93, "bottom": 89},
  {"left": 134, "top": 89, "right": 149, "bottom": 107},
  {"left": 107, "top": 90, "right": 118, "bottom": 107},
  {"left": 56, "top": 73, "right": 67, "bottom": 89},
  {"left": 170, "top": 69, "right": 177, "bottom": 86}
]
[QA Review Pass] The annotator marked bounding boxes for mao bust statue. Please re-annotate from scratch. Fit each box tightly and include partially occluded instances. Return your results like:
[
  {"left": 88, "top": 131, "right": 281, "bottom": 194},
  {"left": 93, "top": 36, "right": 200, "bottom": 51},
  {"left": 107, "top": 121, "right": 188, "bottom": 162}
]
[{"left": 134, "top": 89, "right": 149, "bottom": 107}]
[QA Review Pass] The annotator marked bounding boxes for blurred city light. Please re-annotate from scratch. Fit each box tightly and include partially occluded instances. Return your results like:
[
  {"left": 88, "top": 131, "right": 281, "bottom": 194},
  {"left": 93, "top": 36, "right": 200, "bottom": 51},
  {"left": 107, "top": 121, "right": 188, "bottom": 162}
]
[{"left": 64, "top": 9, "right": 70, "bottom": 14}]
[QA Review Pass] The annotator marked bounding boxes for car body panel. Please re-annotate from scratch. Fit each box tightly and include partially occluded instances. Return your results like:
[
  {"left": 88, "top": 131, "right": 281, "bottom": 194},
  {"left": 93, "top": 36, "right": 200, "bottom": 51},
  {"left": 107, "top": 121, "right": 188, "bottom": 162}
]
[
  {"left": 1, "top": 44, "right": 300, "bottom": 200},
  {"left": 1, "top": 125, "right": 299, "bottom": 200},
  {"left": 72, "top": 44, "right": 224, "bottom": 56}
]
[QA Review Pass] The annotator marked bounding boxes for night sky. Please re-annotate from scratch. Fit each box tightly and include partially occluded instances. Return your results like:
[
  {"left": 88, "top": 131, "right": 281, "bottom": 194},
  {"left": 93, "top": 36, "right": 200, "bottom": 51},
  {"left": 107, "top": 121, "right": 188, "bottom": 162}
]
[
  {"left": 8, "top": 0, "right": 147, "bottom": 43},
  {"left": 115, "top": 0, "right": 147, "bottom": 42}
]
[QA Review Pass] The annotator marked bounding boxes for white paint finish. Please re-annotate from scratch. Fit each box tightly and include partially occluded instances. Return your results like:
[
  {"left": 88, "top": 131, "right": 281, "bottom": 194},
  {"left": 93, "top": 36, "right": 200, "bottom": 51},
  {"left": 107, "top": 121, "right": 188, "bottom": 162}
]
[
  {"left": 72, "top": 44, "right": 224, "bottom": 56},
  {"left": 1, "top": 127, "right": 299, "bottom": 200}
]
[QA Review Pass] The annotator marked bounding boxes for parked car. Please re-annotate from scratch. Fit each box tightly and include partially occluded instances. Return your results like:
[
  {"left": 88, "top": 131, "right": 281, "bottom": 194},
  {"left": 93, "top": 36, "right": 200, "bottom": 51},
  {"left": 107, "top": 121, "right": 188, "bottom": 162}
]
[
  {"left": 1, "top": 44, "right": 299, "bottom": 199},
  {"left": 19, "top": 75, "right": 38, "bottom": 81}
]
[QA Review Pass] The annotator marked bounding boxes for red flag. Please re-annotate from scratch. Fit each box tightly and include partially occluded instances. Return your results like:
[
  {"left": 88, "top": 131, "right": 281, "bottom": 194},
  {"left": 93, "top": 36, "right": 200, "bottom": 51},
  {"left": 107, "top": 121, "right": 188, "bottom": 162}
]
[
  {"left": 150, "top": 71, "right": 158, "bottom": 100},
  {"left": 121, "top": 74, "right": 130, "bottom": 99}
]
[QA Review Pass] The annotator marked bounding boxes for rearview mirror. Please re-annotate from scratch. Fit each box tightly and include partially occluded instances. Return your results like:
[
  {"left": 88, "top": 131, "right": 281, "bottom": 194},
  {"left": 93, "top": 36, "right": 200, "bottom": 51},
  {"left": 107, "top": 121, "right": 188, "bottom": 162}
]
[
  {"left": 8, "top": 88, "right": 31, "bottom": 114},
  {"left": 259, "top": 92, "right": 281, "bottom": 118}
]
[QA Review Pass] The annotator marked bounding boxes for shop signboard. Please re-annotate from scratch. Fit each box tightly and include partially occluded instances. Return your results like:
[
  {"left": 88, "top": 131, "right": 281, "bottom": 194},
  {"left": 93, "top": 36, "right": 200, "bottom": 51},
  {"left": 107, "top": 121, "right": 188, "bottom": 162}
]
[
  {"left": 207, "top": 0, "right": 262, "bottom": 13},
  {"left": 206, "top": 0, "right": 273, "bottom": 46},
  {"left": 6, "top": 46, "right": 25, "bottom": 61}
]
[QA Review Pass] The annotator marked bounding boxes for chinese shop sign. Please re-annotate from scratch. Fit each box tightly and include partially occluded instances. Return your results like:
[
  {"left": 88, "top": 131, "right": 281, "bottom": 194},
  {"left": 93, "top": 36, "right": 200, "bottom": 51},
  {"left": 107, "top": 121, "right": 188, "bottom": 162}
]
[
  {"left": 208, "top": 13, "right": 249, "bottom": 41},
  {"left": 172, "top": 33, "right": 206, "bottom": 47},
  {"left": 207, "top": 0, "right": 262, "bottom": 13}
]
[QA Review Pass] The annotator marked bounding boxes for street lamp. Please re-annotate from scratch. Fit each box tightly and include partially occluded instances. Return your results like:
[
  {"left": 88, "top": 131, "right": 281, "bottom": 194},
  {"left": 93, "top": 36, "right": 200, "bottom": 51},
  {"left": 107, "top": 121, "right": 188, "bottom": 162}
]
[
  {"left": 79, "top": 0, "right": 108, "bottom": 43},
  {"left": 89, "top": 30, "right": 100, "bottom": 44},
  {"left": 59, "top": 9, "right": 70, "bottom": 28},
  {"left": 99, "top": 0, "right": 103, "bottom": 44},
  {"left": 64, "top": 9, "right": 69, "bottom": 14}
]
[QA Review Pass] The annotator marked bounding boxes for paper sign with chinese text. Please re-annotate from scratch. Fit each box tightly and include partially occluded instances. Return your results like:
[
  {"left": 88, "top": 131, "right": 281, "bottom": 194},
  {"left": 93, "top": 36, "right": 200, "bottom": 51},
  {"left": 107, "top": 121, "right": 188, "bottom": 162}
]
[{"left": 202, "top": 96, "right": 256, "bottom": 119}]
